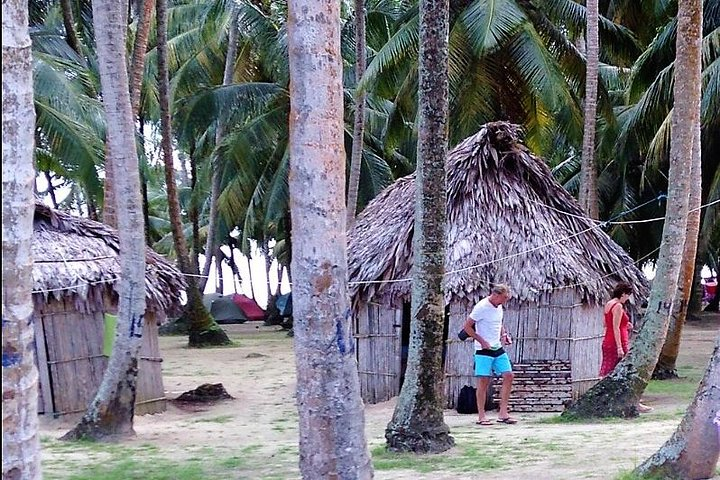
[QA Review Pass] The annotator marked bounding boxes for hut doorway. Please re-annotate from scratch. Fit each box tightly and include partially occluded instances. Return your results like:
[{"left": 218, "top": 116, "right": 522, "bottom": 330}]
[{"left": 398, "top": 303, "right": 451, "bottom": 389}]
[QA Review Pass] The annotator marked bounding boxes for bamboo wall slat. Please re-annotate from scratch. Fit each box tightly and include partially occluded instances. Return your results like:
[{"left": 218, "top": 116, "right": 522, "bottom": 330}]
[
  {"left": 444, "top": 300, "right": 473, "bottom": 409},
  {"left": 34, "top": 298, "right": 166, "bottom": 416},
  {"left": 33, "top": 311, "right": 53, "bottom": 414},
  {"left": 136, "top": 313, "right": 166, "bottom": 415},
  {"left": 354, "top": 303, "right": 401, "bottom": 404},
  {"left": 570, "top": 303, "right": 603, "bottom": 398}
]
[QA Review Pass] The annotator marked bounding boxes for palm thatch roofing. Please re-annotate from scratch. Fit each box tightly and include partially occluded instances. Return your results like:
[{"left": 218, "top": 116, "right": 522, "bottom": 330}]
[
  {"left": 32, "top": 203, "right": 185, "bottom": 316},
  {"left": 348, "top": 122, "right": 649, "bottom": 307}
]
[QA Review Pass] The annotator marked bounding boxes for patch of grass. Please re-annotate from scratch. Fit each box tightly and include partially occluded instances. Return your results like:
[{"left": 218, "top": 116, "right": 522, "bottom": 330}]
[
  {"left": 241, "top": 444, "right": 263, "bottom": 455},
  {"left": 517, "top": 437, "right": 562, "bottom": 452},
  {"left": 61, "top": 457, "right": 205, "bottom": 480},
  {"left": 193, "top": 414, "right": 234, "bottom": 424},
  {"left": 218, "top": 455, "right": 247, "bottom": 469},
  {"left": 615, "top": 469, "right": 667, "bottom": 480},
  {"left": 370, "top": 444, "right": 502, "bottom": 473},
  {"left": 645, "top": 375, "right": 699, "bottom": 402},
  {"left": 534, "top": 414, "right": 577, "bottom": 424}
]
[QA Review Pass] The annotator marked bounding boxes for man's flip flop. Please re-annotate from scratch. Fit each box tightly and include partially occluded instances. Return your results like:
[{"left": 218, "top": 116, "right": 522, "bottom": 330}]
[
  {"left": 496, "top": 417, "right": 518, "bottom": 424},
  {"left": 475, "top": 419, "right": 493, "bottom": 426}
]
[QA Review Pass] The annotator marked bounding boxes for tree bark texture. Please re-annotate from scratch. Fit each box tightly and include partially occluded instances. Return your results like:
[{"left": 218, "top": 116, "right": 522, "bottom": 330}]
[
  {"left": 654, "top": 115, "right": 702, "bottom": 379},
  {"left": 129, "top": 0, "right": 155, "bottom": 116},
  {"left": 563, "top": 0, "right": 702, "bottom": 419},
  {"left": 636, "top": 333, "right": 720, "bottom": 479},
  {"left": 385, "top": 0, "right": 454, "bottom": 454},
  {"left": 60, "top": 0, "right": 82, "bottom": 54},
  {"left": 156, "top": 0, "right": 230, "bottom": 348},
  {"left": 200, "top": 7, "right": 240, "bottom": 293},
  {"left": 2, "top": 1, "right": 42, "bottom": 476},
  {"left": 63, "top": 0, "right": 147, "bottom": 441},
  {"left": 345, "top": 0, "right": 367, "bottom": 229},
  {"left": 578, "top": 0, "right": 599, "bottom": 219},
  {"left": 287, "top": 0, "right": 373, "bottom": 476}
]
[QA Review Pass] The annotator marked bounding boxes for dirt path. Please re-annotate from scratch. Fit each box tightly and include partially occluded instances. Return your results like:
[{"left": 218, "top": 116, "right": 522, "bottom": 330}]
[{"left": 40, "top": 314, "right": 720, "bottom": 479}]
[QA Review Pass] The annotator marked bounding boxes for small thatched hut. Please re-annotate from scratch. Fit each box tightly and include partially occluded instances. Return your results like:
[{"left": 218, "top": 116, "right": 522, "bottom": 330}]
[
  {"left": 348, "top": 122, "right": 649, "bottom": 412},
  {"left": 32, "top": 203, "right": 185, "bottom": 417}
]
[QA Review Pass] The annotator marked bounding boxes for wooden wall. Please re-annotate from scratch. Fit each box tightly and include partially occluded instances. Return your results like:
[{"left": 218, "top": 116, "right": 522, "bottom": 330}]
[
  {"left": 358, "top": 292, "right": 603, "bottom": 410},
  {"left": 354, "top": 302, "right": 402, "bottom": 404},
  {"left": 135, "top": 313, "right": 167, "bottom": 415},
  {"left": 33, "top": 297, "right": 166, "bottom": 417},
  {"left": 444, "top": 299, "right": 475, "bottom": 407},
  {"left": 443, "top": 290, "right": 595, "bottom": 411},
  {"left": 570, "top": 303, "right": 604, "bottom": 398}
]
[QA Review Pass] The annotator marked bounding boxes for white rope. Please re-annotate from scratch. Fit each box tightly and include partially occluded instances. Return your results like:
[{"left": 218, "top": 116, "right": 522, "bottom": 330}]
[{"left": 30, "top": 199, "right": 718, "bottom": 293}]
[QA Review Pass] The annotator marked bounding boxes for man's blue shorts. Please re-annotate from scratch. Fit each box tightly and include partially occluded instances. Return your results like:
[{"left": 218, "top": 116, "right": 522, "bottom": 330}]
[{"left": 474, "top": 348, "right": 512, "bottom": 376}]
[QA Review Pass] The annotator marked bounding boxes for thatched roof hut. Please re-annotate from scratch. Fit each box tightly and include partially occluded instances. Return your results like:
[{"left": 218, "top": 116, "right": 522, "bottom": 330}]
[
  {"left": 32, "top": 203, "right": 185, "bottom": 417},
  {"left": 33, "top": 202, "right": 185, "bottom": 315},
  {"left": 348, "top": 122, "right": 649, "bottom": 411}
]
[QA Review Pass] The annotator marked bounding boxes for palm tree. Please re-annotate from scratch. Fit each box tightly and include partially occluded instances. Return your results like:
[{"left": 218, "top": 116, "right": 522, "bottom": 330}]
[
  {"left": 287, "top": 0, "right": 373, "bottom": 473},
  {"left": 346, "top": 0, "right": 368, "bottom": 228},
  {"left": 2, "top": 0, "right": 42, "bottom": 476},
  {"left": 384, "top": 0, "right": 454, "bottom": 455},
  {"left": 361, "top": 0, "right": 641, "bottom": 156},
  {"left": 199, "top": 4, "right": 240, "bottom": 293},
  {"left": 563, "top": 0, "right": 703, "bottom": 418},
  {"left": 30, "top": 7, "right": 106, "bottom": 211},
  {"left": 578, "top": 0, "right": 600, "bottom": 218},
  {"left": 156, "top": 0, "right": 230, "bottom": 347},
  {"left": 63, "top": 0, "right": 148, "bottom": 440},
  {"left": 654, "top": 121, "right": 702, "bottom": 379},
  {"left": 594, "top": 1, "right": 719, "bottom": 260}
]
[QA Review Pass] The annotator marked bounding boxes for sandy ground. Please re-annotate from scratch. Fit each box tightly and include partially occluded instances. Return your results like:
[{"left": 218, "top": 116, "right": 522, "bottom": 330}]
[{"left": 40, "top": 314, "right": 720, "bottom": 480}]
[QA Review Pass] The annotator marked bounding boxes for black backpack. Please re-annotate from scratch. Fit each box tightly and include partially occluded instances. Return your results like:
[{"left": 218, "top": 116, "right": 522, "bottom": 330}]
[
  {"left": 456, "top": 384, "right": 497, "bottom": 414},
  {"left": 456, "top": 385, "right": 478, "bottom": 414}
]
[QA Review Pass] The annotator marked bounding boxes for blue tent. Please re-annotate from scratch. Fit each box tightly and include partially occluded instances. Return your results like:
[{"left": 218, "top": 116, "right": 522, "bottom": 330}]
[{"left": 276, "top": 293, "right": 293, "bottom": 317}]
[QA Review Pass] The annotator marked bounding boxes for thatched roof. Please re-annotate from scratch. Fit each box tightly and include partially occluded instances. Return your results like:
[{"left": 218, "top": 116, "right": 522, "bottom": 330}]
[
  {"left": 348, "top": 122, "right": 649, "bottom": 306},
  {"left": 33, "top": 203, "right": 185, "bottom": 315}
]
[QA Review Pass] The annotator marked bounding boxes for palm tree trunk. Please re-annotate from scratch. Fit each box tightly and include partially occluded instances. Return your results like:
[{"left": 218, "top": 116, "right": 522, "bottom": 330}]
[
  {"left": 60, "top": 0, "right": 82, "bottom": 54},
  {"left": 2, "top": 1, "right": 42, "bottom": 475},
  {"left": 246, "top": 253, "right": 258, "bottom": 301},
  {"left": 345, "top": 0, "right": 367, "bottom": 229},
  {"left": 129, "top": 0, "right": 155, "bottom": 115},
  {"left": 385, "top": 0, "right": 454, "bottom": 453},
  {"left": 139, "top": 118, "right": 153, "bottom": 245},
  {"left": 156, "top": 0, "right": 230, "bottom": 347},
  {"left": 189, "top": 144, "right": 201, "bottom": 272},
  {"left": 578, "top": 0, "right": 599, "bottom": 219},
  {"left": 216, "top": 245, "right": 224, "bottom": 293},
  {"left": 199, "top": 7, "right": 240, "bottom": 293},
  {"left": 287, "top": 0, "right": 373, "bottom": 475},
  {"left": 654, "top": 119, "right": 703, "bottom": 379},
  {"left": 102, "top": 0, "right": 154, "bottom": 229},
  {"left": 563, "top": 0, "right": 703, "bottom": 419},
  {"left": 635, "top": 333, "right": 719, "bottom": 478},
  {"left": 63, "top": 0, "right": 147, "bottom": 440}
]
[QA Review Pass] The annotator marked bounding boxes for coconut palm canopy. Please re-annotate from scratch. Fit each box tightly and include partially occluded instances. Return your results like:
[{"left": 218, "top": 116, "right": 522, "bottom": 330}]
[
  {"left": 348, "top": 122, "right": 649, "bottom": 306},
  {"left": 32, "top": 203, "right": 185, "bottom": 315}
]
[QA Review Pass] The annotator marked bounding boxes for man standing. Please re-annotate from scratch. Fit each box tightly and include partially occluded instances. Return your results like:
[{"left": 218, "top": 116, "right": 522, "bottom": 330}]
[{"left": 463, "top": 284, "right": 516, "bottom": 425}]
